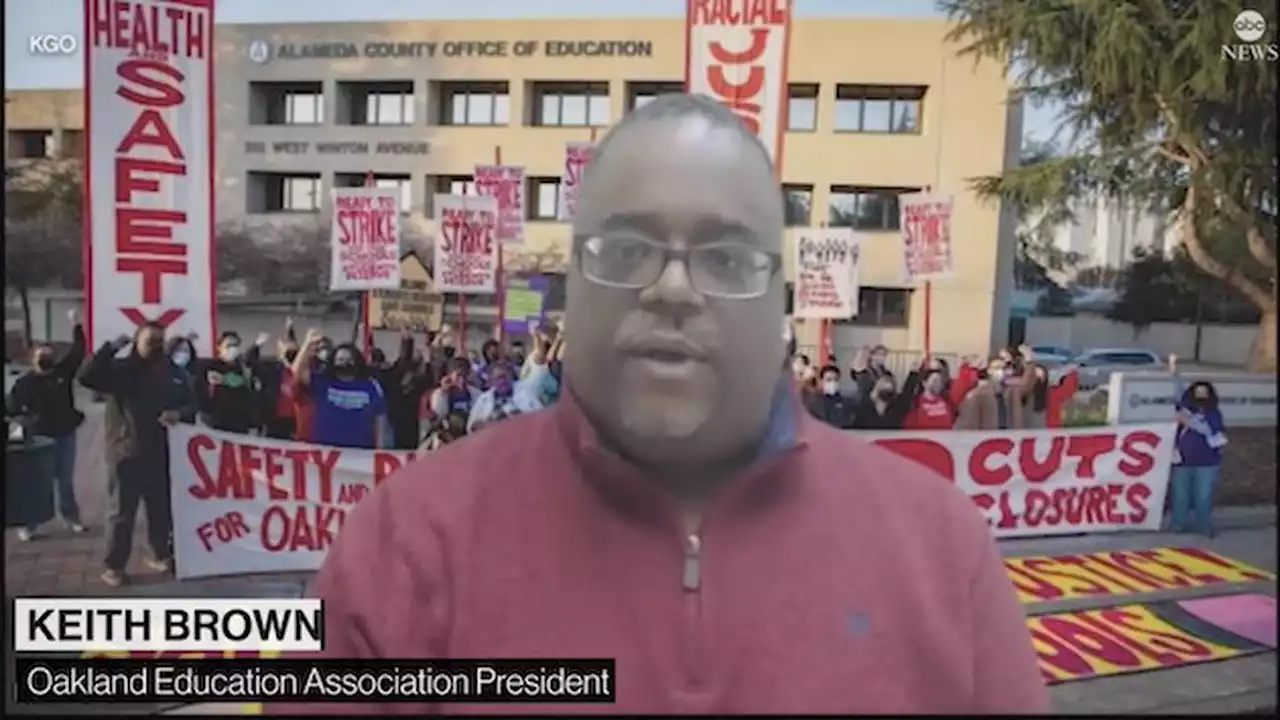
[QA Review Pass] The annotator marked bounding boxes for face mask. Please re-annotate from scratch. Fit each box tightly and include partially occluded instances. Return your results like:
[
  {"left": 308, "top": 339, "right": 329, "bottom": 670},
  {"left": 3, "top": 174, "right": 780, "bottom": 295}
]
[
  {"left": 492, "top": 378, "right": 513, "bottom": 396},
  {"left": 822, "top": 380, "right": 840, "bottom": 396},
  {"left": 35, "top": 356, "right": 56, "bottom": 372},
  {"left": 876, "top": 388, "right": 894, "bottom": 401},
  {"left": 222, "top": 346, "right": 242, "bottom": 362},
  {"left": 871, "top": 355, "right": 887, "bottom": 367},
  {"left": 171, "top": 351, "right": 191, "bottom": 367}
]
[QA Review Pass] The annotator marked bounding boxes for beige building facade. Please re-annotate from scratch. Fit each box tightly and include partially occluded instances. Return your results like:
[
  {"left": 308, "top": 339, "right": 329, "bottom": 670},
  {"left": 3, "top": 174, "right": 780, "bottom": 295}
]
[{"left": 6, "top": 16, "right": 1023, "bottom": 356}]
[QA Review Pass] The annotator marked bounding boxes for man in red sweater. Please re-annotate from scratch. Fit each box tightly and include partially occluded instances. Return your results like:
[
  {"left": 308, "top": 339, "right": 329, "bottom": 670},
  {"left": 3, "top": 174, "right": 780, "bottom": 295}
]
[{"left": 273, "top": 95, "right": 1048, "bottom": 715}]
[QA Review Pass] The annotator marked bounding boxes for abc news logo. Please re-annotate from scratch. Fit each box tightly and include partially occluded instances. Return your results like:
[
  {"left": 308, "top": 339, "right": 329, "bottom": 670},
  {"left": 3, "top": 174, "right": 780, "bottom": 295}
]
[
  {"left": 29, "top": 34, "right": 78, "bottom": 56},
  {"left": 1223, "top": 10, "right": 1277, "bottom": 62}
]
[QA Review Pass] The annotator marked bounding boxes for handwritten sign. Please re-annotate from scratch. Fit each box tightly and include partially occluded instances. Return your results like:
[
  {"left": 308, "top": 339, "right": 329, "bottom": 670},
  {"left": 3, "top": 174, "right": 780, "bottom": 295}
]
[
  {"left": 558, "top": 142, "right": 593, "bottom": 221},
  {"left": 792, "top": 228, "right": 860, "bottom": 319},
  {"left": 474, "top": 164, "right": 526, "bottom": 243},
  {"left": 329, "top": 188, "right": 402, "bottom": 291},
  {"left": 433, "top": 194, "right": 499, "bottom": 295},
  {"left": 900, "top": 193, "right": 954, "bottom": 281}
]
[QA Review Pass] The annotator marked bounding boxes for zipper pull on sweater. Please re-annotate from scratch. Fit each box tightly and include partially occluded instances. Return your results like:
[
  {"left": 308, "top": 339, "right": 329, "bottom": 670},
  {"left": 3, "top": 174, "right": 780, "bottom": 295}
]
[{"left": 683, "top": 533, "right": 702, "bottom": 591}]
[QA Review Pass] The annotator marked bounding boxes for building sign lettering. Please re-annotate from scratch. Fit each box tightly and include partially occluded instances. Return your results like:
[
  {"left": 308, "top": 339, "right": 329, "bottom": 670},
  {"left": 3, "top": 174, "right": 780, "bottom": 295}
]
[
  {"left": 263, "top": 39, "right": 653, "bottom": 61},
  {"left": 243, "top": 141, "right": 429, "bottom": 155}
]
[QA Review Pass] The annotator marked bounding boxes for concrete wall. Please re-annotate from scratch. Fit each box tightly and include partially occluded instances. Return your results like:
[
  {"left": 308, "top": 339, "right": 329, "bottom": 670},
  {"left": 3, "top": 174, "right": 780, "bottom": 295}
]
[{"left": 1024, "top": 315, "right": 1260, "bottom": 367}]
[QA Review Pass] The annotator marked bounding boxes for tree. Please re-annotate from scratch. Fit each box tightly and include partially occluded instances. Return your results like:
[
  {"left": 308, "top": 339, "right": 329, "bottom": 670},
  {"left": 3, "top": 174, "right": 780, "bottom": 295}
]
[
  {"left": 942, "top": 0, "right": 1277, "bottom": 371},
  {"left": 4, "top": 160, "right": 83, "bottom": 345}
]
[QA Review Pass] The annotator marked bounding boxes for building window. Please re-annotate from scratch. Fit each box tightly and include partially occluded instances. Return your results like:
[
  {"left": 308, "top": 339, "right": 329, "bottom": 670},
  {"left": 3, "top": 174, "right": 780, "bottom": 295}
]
[
  {"left": 247, "top": 172, "right": 323, "bottom": 213},
  {"left": 626, "top": 81, "right": 684, "bottom": 111},
  {"left": 438, "top": 82, "right": 509, "bottom": 126},
  {"left": 787, "top": 84, "right": 818, "bottom": 132},
  {"left": 527, "top": 177, "right": 561, "bottom": 220},
  {"left": 7, "top": 129, "right": 53, "bottom": 159},
  {"left": 334, "top": 173, "right": 413, "bottom": 213},
  {"left": 532, "top": 82, "right": 610, "bottom": 127},
  {"left": 60, "top": 129, "right": 84, "bottom": 159},
  {"left": 248, "top": 82, "right": 325, "bottom": 125},
  {"left": 847, "top": 288, "right": 911, "bottom": 327},
  {"left": 782, "top": 185, "right": 813, "bottom": 227},
  {"left": 336, "top": 81, "right": 414, "bottom": 125},
  {"left": 828, "top": 186, "right": 920, "bottom": 231},
  {"left": 426, "top": 175, "right": 476, "bottom": 216},
  {"left": 833, "top": 85, "right": 924, "bottom": 134}
]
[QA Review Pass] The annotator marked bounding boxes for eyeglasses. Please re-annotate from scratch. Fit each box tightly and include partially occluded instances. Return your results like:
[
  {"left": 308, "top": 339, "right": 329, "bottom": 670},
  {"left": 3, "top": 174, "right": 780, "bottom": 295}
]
[{"left": 577, "top": 234, "right": 781, "bottom": 299}]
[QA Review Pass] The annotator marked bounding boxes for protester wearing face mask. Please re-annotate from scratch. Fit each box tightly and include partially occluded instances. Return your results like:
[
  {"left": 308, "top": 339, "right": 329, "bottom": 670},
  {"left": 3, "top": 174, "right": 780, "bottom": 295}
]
[
  {"left": 805, "top": 365, "right": 855, "bottom": 429},
  {"left": 7, "top": 310, "right": 88, "bottom": 540},
  {"left": 78, "top": 322, "right": 194, "bottom": 587},
  {"left": 194, "top": 331, "right": 257, "bottom": 434},
  {"left": 854, "top": 373, "right": 916, "bottom": 429},
  {"left": 165, "top": 336, "right": 199, "bottom": 424},
  {"left": 849, "top": 346, "right": 895, "bottom": 401},
  {"left": 1002, "top": 346, "right": 1040, "bottom": 429},
  {"left": 953, "top": 357, "right": 1000, "bottom": 430},
  {"left": 1168, "top": 356, "right": 1227, "bottom": 537},
  {"left": 372, "top": 325, "right": 434, "bottom": 450},
  {"left": 291, "top": 332, "right": 388, "bottom": 449},
  {"left": 466, "top": 342, "right": 557, "bottom": 433},
  {"left": 250, "top": 318, "right": 301, "bottom": 440},
  {"left": 903, "top": 361, "right": 959, "bottom": 430}
]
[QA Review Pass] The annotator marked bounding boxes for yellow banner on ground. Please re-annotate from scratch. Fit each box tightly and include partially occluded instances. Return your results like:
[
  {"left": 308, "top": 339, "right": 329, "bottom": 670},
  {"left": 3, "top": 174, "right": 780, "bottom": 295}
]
[{"left": 1005, "top": 546, "right": 1274, "bottom": 605}]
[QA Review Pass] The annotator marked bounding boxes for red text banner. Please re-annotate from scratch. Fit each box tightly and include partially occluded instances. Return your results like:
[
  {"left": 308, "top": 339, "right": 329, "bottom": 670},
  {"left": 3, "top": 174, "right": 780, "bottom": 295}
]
[
  {"left": 85, "top": 0, "right": 216, "bottom": 355},
  {"left": 558, "top": 142, "right": 593, "bottom": 222},
  {"left": 685, "top": 0, "right": 792, "bottom": 166},
  {"left": 432, "top": 194, "right": 499, "bottom": 295},
  {"left": 474, "top": 164, "right": 526, "bottom": 244},
  {"left": 899, "top": 193, "right": 955, "bottom": 281},
  {"left": 792, "top": 228, "right": 860, "bottom": 319},
  {"left": 329, "top": 187, "right": 402, "bottom": 292},
  {"left": 169, "top": 425, "right": 416, "bottom": 579},
  {"left": 864, "top": 424, "right": 1176, "bottom": 538}
]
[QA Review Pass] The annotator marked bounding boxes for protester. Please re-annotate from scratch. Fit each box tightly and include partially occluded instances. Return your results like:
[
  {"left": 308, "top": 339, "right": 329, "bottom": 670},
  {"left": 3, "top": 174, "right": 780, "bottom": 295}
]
[
  {"left": 372, "top": 326, "right": 436, "bottom": 450},
  {"left": 292, "top": 331, "right": 387, "bottom": 449},
  {"left": 429, "top": 357, "right": 480, "bottom": 424},
  {"left": 165, "top": 334, "right": 199, "bottom": 424},
  {"left": 902, "top": 361, "right": 959, "bottom": 430},
  {"left": 849, "top": 345, "right": 895, "bottom": 401},
  {"left": 194, "top": 331, "right": 259, "bottom": 434},
  {"left": 1001, "top": 346, "right": 1041, "bottom": 430},
  {"left": 7, "top": 309, "right": 88, "bottom": 540},
  {"left": 281, "top": 94, "right": 1047, "bottom": 715},
  {"left": 805, "top": 364, "right": 856, "bottom": 429},
  {"left": 466, "top": 344, "right": 557, "bottom": 433},
  {"left": 791, "top": 353, "right": 811, "bottom": 381},
  {"left": 853, "top": 372, "right": 917, "bottom": 429},
  {"left": 1044, "top": 363, "right": 1080, "bottom": 428},
  {"left": 78, "top": 322, "right": 193, "bottom": 587},
  {"left": 954, "top": 359, "right": 1001, "bottom": 430},
  {"left": 255, "top": 318, "right": 300, "bottom": 440},
  {"left": 1167, "top": 355, "right": 1227, "bottom": 537},
  {"left": 420, "top": 411, "right": 468, "bottom": 450}
]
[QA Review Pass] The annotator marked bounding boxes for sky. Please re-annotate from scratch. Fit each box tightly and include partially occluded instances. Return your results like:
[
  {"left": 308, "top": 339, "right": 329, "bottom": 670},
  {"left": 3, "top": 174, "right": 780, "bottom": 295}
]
[{"left": 4, "top": 0, "right": 1057, "bottom": 142}]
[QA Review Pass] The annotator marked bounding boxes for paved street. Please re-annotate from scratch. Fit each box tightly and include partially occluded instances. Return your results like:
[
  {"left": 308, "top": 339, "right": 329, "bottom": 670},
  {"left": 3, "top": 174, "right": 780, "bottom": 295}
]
[{"left": 5, "top": 399, "right": 1275, "bottom": 714}]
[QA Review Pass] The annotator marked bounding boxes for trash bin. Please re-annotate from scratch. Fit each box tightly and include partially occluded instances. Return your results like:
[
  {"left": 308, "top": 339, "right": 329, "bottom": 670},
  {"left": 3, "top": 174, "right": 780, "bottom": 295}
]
[{"left": 5, "top": 436, "right": 57, "bottom": 529}]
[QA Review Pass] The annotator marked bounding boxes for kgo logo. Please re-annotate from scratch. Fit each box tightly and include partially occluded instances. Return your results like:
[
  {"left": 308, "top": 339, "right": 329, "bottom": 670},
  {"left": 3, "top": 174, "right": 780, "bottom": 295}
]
[
  {"left": 1233, "top": 10, "right": 1267, "bottom": 43},
  {"left": 29, "top": 34, "right": 78, "bottom": 55}
]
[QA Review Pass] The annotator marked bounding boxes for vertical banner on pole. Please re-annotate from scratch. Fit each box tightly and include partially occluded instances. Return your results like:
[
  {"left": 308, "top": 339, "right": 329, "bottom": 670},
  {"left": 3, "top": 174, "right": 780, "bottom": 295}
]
[
  {"left": 84, "top": 0, "right": 217, "bottom": 356},
  {"left": 685, "top": 0, "right": 793, "bottom": 168},
  {"left": 328, "top": 187, "right": 402, "bottom": 292},
  {"left": 433, "top": 195, "right": 499, "bottom": 295},
  {"left": 558, "top": 142, "right": 593, "bottom": 222},
  {"left": 791, "top": 228, "right": 861, "bottom": 320}
]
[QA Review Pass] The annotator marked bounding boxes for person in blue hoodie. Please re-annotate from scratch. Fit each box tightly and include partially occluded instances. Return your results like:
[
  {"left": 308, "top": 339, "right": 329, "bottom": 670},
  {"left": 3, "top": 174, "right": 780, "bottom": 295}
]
[{"left": 1167, "top": 355, "right": 1228, "bottom": 537}]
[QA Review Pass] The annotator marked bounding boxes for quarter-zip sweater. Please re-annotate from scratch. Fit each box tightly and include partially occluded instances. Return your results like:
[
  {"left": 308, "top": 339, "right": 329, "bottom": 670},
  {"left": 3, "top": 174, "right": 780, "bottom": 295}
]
[{"left": 272, "top": 379, "right": 1047, "bottom": 715}]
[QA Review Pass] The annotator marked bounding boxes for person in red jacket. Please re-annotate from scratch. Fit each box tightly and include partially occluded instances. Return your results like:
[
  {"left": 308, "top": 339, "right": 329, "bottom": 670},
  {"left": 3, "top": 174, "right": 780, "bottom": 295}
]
[
  {"left": 1045, "top": 363, "right": 1080, "bottom": 428},
  {"left": 271, "top": 94, "right": 1048, "bottom": 716},
  {"left": 902, "top": 359, "right": 959, "bottom": 430}
]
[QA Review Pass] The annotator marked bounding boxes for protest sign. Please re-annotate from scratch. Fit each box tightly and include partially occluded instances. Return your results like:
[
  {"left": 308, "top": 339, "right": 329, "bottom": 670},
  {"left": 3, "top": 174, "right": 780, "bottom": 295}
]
[
  {"left": 558, "top": 142, "right": 593, "bottom": 221},
  {"left": 792, "top": 228, "right": 860, "bottom": 319},
  {"left": 329, "top": 187, "right": 402, "bottom": 291},
  {"left": 168, "top": 425, "right": 414, "bottom": 579},
  {"left": 84, "top": 0, "right": 216, "bottom": 355},
  {"left": 864, "top": 423, "right": 1175, "bottom": 537},
  {"left": 501, "top": 275, "right": 549, "bottom": 334},
  {"left": 433, "top": 194, "right": 499, "bottom": 294},
  {"left": 474, "top": 164, "right": 526, "bottom": 243},
  {"left": 900, "top": 193, "right": 955, "bottom": 280},
  {"left": 685, "top": 0, "right": 792, "bottom": 166}
]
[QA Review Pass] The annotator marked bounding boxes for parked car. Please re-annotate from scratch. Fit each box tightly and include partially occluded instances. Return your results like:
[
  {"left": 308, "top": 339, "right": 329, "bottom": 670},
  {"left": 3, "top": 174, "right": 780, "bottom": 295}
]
[
  {"left": 1030, "top": 345, "right": 1076, "bottom": 364},
  {"left": 1069, "top": 348, "right": 1165, "bottom": 390}
]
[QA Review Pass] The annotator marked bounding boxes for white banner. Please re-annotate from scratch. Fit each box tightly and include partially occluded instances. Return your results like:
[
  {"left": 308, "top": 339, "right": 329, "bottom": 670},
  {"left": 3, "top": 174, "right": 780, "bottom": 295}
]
[
  {"left": 167, "top": 423, "right": 1176, "bottom": 578},
  {"left": 900, "top": 193, "right": 955, "bottom": 281},
  {"left": 685, "top": 0, "right": 792, "bottom": 166},
  {"left": 328, "top": 187, "right": 402, "bottom": 292},
  {"left": 433, "top": 194, "right": 499, "bottom": 294},
  {"left": 474, "top": 164, "right": 526, "bottom": 244},
  {"left": 792, "top": 228, "right": 860, "bottom": 319},
  {"left": 85, "top": 0, "right": 216, "bottom": 355},
  {"left": 558, "top": 142, "right": 593, "bottom": 221},
  {"left": 863, "top": 424, "right": 1175, "bottom": 537},
  {"left": 168, "top": 425, "right": 415, "bottom": 579}
]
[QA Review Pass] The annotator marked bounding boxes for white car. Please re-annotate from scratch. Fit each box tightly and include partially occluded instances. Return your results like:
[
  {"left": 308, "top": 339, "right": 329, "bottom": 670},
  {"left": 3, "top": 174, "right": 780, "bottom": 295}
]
[
  {"left": 1069, "top": 348, "right": 1165, "bottom": 390},
  {"left": 1030, "top": 345, "right": 1075, "bottom": 364}
]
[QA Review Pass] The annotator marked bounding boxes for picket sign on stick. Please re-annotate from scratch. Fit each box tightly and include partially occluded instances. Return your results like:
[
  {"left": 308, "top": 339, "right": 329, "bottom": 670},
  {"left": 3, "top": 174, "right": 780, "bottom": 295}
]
[
  {"left": 168, "top": 423, "right": 1176, "bottom": 579},
  {"left": 474, "top": 149, "right": 524, "bottom": 341},
  {"left": 792, "top": 228, "right": 860, "bottom": 320},
  {"left": 328, "top": 186, "right": 402, "bottom": 293},
  {"left": 900, "top": 191, "right": 954, "bottom": 356},
  {"left": 433, "top": 194, "right": 499, "bottom": 295}
]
